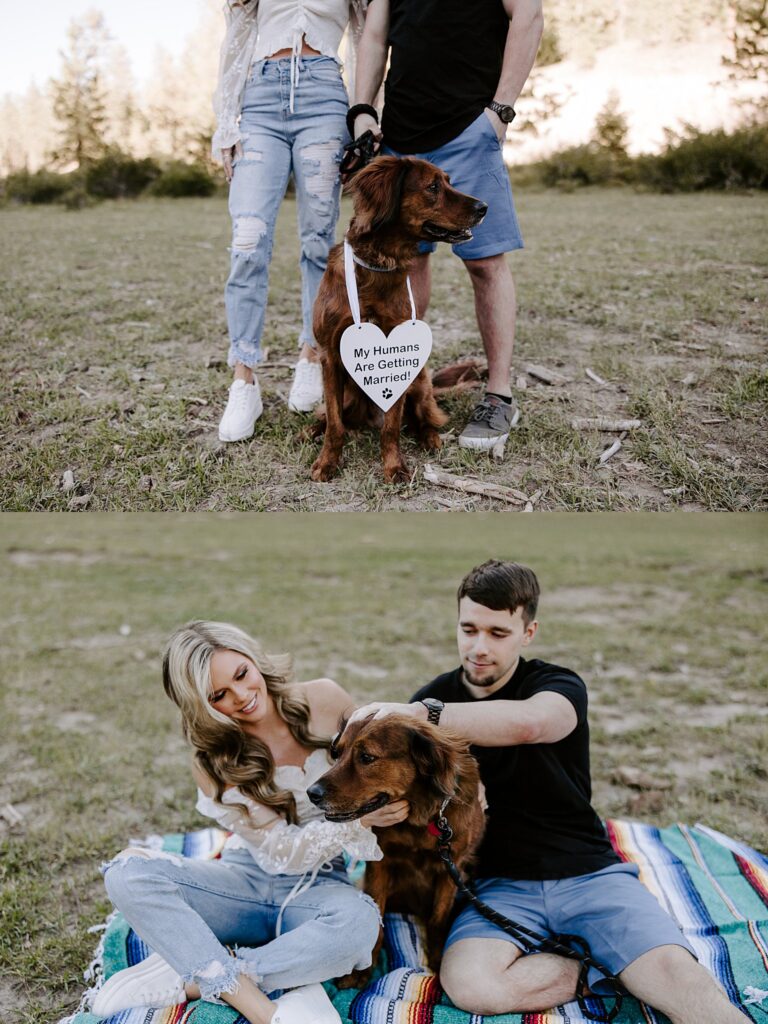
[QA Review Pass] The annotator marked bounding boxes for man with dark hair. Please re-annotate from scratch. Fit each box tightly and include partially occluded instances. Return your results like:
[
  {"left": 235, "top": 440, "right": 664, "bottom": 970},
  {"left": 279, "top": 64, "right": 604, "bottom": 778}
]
[
  {"left": 346, "top": 0, "right": 541, "bottom": 449},
  {"left": 348, "top": 561, "right": 747, "bottom": 1023}
]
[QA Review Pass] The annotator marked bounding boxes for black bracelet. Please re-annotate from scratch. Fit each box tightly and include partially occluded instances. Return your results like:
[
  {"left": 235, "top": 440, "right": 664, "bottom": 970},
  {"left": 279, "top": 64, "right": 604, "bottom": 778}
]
[{"left": 346, "top": 103, "right": 379, "bottom": 138}]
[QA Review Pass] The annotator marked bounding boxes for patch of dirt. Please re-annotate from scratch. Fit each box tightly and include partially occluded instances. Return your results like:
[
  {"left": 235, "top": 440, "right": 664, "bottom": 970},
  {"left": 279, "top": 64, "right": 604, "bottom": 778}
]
[
  {"left": 8, "top": 547, "right": 109, "bottom": 566},
  {"left": 593, "top": 709, "right": 652, "bottom": 735},
  {"left": 681, "top": 702, "right": 768, "bottom": 727},
  {"left": 326, "top": 659, "right": 390, "bottom": 681},
  {"left": 54, "top": 711, "right": 99, "bottom": 732},
  {"left": 545, "top": 584, "right": 689, "bottom": 624},
  {"left": 0, "top": 981, "right": 25, "bottom": 1019}
]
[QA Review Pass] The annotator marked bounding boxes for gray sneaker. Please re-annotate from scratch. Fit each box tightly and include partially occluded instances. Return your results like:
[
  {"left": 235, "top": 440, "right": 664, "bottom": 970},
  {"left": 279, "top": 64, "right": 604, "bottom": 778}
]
[{"left": 458, "top": 394, "right": 520, "bottom": 449}]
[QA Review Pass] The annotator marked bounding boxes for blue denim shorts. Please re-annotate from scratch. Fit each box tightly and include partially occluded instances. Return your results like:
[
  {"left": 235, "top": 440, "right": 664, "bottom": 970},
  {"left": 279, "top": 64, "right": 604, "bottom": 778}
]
[
  {"left": 446, "top": 862, "right": 696, "bottom": 994},
  {"left": 382, "top": 111, "right": 523, "bottom": 260}
]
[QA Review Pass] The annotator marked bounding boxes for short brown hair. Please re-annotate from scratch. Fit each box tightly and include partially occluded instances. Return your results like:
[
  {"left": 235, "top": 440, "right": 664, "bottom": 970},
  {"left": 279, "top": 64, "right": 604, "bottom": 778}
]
[{"left": 457, "top": 560, "right": 540, "bottom": 625}]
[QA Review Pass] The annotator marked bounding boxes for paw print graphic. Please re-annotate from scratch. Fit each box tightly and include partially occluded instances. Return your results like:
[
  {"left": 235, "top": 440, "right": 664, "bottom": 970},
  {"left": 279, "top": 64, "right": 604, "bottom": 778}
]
[{"left": 382, "top": 387, "right": 393, "bottom": 399}]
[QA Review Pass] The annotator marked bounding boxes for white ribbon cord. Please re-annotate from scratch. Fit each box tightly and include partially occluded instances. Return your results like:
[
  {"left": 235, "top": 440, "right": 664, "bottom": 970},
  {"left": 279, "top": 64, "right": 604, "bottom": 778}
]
[
  {"left": 275, "top": 862, "right": 328, "bottom": 936},
  {"left": 343, "top": 238, "right": 362, "bottom": 326},
  {"left": 343, "top": 238, "right": 416, "bottom": 327},
  {"left": 405, "top": 275, "right": 417, "bottom": 322},
  {"left": 289, "top": 30, "right": 302, "bottom": 113}
]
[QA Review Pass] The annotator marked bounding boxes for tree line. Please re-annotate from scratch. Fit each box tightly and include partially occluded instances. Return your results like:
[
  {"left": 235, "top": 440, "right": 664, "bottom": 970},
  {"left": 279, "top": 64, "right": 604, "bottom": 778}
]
[{"left": 0, "top": 0, "right": 764, "bottom": 178}]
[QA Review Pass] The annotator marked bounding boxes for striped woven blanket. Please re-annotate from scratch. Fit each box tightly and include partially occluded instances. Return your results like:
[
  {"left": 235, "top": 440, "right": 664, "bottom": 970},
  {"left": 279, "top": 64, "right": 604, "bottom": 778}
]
[{"left": 62, "top": 820, "right": 768, "bottom": 1024}]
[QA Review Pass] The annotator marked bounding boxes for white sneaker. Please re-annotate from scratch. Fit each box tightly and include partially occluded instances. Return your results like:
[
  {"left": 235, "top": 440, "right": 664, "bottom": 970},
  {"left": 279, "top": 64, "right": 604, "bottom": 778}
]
[
  {"left": 218, "top": 378, "right": 263, "bottom": 442},
  {"left": 270, "top": 983, "right": 342, "bottom": 1024},
  {"left": 91, "top": 952, "right": 185, "bottom": 1016},
  {"left": 287, "top": 358, "right": 323, "bottom": 413}
]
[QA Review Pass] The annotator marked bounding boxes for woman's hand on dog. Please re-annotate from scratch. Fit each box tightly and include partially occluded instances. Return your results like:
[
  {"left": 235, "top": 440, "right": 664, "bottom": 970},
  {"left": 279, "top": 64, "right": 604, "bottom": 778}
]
[
  {"left": 221, "top": 142, "right": 244, "bottom": 183},
  {"left": 361, "top": 799, "right": 410, "bottom": 828}
]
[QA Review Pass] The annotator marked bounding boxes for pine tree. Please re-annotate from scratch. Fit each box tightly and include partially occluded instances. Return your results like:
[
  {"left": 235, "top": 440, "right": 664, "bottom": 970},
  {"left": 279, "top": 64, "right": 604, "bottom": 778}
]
[
  {"left": 594, "top": 92, "right": 630, "bottom": 156},
  {"left": 50, "top": 11, "right": 111, "bottom": 167},
  {"left": 724, "top": 0, "right": 768, "bottom": 88}
]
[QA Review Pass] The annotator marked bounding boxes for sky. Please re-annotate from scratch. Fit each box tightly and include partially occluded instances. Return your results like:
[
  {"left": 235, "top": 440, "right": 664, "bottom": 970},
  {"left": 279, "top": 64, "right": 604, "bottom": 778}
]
[{"left": 0, "top": 0, "right": 216, "bottom": 96}]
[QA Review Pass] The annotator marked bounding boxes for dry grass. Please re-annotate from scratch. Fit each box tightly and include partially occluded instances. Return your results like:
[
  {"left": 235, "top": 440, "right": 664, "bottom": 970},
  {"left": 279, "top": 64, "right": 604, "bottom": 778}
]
[
  {"left": 1, "top": 513, "right": 766, "bottom": 1022},
  {"left": 1, "top": 189, "right": 766, "bottom": 510}
]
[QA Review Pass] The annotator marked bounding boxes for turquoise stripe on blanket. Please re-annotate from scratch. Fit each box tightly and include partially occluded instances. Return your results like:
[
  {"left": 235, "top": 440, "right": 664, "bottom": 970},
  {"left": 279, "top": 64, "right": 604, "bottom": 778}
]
[{"left": 61, "top": 821, "right": 768, "bottom": 1024}]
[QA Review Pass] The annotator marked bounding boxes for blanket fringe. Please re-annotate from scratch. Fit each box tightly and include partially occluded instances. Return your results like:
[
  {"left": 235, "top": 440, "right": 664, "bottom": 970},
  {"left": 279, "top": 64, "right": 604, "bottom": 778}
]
[{"left": 59, "top": 908, "right": 119, "bottom": 1022}]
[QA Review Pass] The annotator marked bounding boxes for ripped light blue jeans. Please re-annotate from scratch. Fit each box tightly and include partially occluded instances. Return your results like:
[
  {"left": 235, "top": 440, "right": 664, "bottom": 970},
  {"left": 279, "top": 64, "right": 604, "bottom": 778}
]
[
  {"left": 102, "top": 847, "right": 381, "bottom": 1002},
  {"left": 224, "top": 56, "right": 349, "bottom": 368}
]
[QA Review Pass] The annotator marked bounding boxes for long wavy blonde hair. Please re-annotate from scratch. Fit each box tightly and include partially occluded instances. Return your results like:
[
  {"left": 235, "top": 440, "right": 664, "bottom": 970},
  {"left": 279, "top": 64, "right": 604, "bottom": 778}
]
[{"left": 162, "top": 621, "right": 329, "bottom": 824}]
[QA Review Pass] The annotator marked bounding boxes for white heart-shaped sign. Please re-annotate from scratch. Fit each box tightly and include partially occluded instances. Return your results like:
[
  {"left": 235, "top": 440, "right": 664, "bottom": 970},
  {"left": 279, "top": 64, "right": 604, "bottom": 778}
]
[{"left": 339, "top": 319, "right": 433, "bottom": 412}]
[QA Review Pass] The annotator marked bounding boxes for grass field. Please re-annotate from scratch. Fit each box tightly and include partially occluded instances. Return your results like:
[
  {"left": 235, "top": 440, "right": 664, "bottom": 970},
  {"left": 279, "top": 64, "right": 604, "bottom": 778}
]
[
  {"left": 0, "top": 512, "right": 766, "bottom": 1022},
  {"left": 1, "top": 189, "right": 766, "bottom": 511}
]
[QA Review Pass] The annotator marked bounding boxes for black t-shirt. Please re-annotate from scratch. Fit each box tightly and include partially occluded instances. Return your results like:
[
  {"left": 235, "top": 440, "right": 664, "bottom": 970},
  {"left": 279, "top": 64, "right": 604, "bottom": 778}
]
[
  {"left": 379, "top": 0, "right": 508, "bottom": 154},
  {"left": 411, "top": 658, "right": 620, "bottom": 880}
]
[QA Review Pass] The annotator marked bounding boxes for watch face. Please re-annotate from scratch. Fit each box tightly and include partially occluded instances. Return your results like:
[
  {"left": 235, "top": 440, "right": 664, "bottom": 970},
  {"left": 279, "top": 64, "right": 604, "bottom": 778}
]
[{"left": 491, "top": 102, "right": 515, "bottom": 123}]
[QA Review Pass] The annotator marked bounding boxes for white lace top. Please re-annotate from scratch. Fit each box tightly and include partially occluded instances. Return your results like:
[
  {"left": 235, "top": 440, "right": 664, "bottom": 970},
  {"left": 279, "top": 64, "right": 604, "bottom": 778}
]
[
  {"left": 195, "top": 747, "right": 382, "bottom": 874},
  {"left": 211, "top": 0, "right": 368, "bottom": 158}
]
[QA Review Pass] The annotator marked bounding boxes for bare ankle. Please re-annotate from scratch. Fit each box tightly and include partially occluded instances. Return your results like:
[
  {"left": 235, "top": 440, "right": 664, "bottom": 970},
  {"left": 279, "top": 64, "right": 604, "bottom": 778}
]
[{"left": 234, "top": 362, "right": 255, "bottom": 384}]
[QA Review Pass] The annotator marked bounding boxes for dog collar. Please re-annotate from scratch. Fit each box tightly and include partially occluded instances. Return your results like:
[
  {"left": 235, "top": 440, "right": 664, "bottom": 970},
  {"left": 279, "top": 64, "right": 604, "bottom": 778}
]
[
  {"left": 344, "top": 239, "right": 417, "bottom": 324},
  {"left": 350, "top": 249, "right": 399, "bottom": 274}
]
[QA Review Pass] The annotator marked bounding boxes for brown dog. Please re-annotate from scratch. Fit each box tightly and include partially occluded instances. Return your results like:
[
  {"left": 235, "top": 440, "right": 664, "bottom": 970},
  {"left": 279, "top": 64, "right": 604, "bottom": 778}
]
[
  {"left": 310, "top": 156, "right": 487, "bottom": 483},
  {"left": 307, "top": 713, "right": 486, "bottom": 982}
]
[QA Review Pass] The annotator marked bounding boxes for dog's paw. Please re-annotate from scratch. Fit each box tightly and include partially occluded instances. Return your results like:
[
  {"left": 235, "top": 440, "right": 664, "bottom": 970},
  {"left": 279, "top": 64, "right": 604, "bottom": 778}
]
[
  {"left": 335, "top": 968, "right": 374, "bottom": 990},
  {"left": 311, "top": 457, "right": 340, "bottom": 482},
  {"left": 420, "top": 428, "right": 442, "bottom": 451},
  {"left": 383, "top": 460, "right": 411, "bottom": 484}
]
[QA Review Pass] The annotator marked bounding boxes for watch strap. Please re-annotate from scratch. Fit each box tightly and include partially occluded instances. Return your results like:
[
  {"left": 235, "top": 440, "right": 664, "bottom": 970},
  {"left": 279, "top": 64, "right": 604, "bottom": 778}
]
[
  {"left": 421, "top": 698, "right": 444, "bottom": 726},
  {"left": 487, "top": 100, "right": 516, "bottom": 123}
]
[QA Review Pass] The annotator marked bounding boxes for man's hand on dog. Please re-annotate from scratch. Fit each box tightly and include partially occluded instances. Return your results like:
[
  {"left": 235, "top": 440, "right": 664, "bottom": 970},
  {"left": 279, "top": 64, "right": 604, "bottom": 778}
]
[
  {"left": 360, "top": 799, "right": 410, "bottom": 828},
  {"left": 348, "top": 701, "right": 427, "bottom": 726}
]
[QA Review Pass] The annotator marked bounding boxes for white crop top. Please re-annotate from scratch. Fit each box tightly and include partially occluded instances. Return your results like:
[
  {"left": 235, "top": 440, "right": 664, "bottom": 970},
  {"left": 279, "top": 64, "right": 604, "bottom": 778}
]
[
  {"left": 195, "top": 746, "right": 382, "bottom": 874},
  {"left": 211, "top": 0, "right": 368, "bottom": 158}
]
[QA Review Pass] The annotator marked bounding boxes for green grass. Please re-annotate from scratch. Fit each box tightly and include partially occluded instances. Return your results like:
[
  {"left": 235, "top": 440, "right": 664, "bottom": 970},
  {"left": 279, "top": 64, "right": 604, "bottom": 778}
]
[
  {"left": 1, "top": 190, "right": 766, "bottom": 510},
  {"left": 1, "top": 513, "right": 767, "bottom": 1021}
]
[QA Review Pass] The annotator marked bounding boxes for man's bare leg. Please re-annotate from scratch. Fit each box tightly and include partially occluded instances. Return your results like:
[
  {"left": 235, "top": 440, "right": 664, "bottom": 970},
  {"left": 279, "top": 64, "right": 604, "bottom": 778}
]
[
  {"left": 463, "top": 254, "right": 515, "bottom": 398},
  {"left": 619, "top": 945, "right": 750, "bottom": 1024},
  {"left": 440, "top": 938, "right": 579, "bottom": 1014},
  {"left": 409, "top": 253, "right": 432, "bottom": 319}
]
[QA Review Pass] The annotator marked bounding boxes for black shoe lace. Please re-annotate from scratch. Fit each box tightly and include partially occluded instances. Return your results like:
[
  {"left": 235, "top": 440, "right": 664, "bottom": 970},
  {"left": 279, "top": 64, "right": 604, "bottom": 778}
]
[{"left": 470, "top": 399, "right": 496, "bottom": 425}]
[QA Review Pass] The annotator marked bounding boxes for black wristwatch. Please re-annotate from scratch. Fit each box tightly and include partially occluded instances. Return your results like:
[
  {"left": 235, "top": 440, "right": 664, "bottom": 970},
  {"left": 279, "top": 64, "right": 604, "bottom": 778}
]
[
  {"left": 420, "top": 698, "right": 444, "bottom": 726},
  {"left": 487, "top": 99, "right": 516, "bottom": 124}
]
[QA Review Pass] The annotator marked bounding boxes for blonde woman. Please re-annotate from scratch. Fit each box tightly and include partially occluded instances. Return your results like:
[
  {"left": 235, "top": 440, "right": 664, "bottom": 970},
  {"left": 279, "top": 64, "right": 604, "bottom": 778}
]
[
  {"left": 215, "top": 0, "right": 370, "bottom": 441},
  {"left": 92, "top": 622, "right": 405, "bottom": 1024}
]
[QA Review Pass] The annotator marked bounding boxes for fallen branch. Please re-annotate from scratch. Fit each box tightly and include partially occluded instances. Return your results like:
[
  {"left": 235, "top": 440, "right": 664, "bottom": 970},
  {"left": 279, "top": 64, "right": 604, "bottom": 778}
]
[
  {"left": 0, "top": 803, "right": 24, "bottom": 826},
  {"left": 598, "top": 438, "right": 622, "bottom": 464},
  {"left": 491, "top": 436, "right": 507, "bottom": 461},
  {"left": 523, "top": 489, "right": 543, "bottom": 512},
  {"left": 524, "top": 363, "right": 569, "bottom": 386},
  {"left": 572, "top": 417, "right": 642, "bottom": 431},
  {"left": 585, "top": 367, "right": 608, "bottom": 386},
  {"left": 423, "top": 464, "right": 528, "bottom": 505}
]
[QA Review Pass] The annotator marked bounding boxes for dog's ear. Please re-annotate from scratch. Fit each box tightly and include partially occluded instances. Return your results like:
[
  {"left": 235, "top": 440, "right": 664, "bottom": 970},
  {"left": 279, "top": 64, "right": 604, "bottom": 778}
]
[
  {"left": 409, "top": 726, "right": 456, "bottom": 802},
  {"left": 347, "top": 156, "right": 411, "bottom": 234}
]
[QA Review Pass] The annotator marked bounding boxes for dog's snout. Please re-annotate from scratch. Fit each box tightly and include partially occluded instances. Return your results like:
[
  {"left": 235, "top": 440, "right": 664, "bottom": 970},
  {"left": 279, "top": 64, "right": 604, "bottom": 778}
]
[
  {"left": 473, "top": 199, "right": 488, "bottom": 219},
  {"left": 306, "top": 782, "right": 326, "bottom": 806}
]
